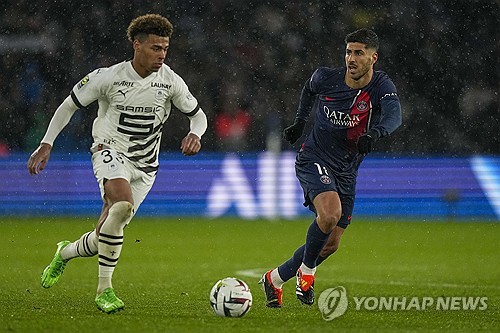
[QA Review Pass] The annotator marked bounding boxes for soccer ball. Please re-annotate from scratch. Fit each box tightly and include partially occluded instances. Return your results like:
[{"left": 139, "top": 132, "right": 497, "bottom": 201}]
[{"left": 209, "top": 277, "right": 252, "bottom": 317}]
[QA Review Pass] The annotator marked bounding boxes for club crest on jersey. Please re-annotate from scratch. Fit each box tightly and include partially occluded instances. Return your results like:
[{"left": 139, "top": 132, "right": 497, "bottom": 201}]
[
  {"left": 320, "top": 175, "right": 332, "bottom": 185},
  {"left": 356, "top": 100, "right": 368, "bottom": 111},
  {"left": 77, "top": 75, "right": 89, "bottom": 89},
  {"left": 155, "top": 89, "right": 166, "bottom": 101}
]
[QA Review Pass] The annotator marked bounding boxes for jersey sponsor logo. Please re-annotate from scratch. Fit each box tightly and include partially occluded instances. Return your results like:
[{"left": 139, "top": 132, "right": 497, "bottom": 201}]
[
  {"left": 77, "top": 75, "right": 90, "bottom": 89},
  {"left": 117, "top": 113, "right": 156, "bottom": 136},
  {"left": 113, "top": 81, "right": 135, "bottom": 88},
  {"left": 151, "top": 82, "right": 171, "bottom": 89},
  {"left": 117, "top": 104, "right": 161, "bottom": 113},
  {"left": 323, "top": 106, "right": 361, "bottom": 128}
]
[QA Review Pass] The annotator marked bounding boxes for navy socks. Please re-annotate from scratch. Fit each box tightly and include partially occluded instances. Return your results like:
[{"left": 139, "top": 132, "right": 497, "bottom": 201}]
[
  {"left": 278, "top": 245, "right": 305, "bottom": 282},
  {"left": 277, "top": 219, "right": 330, "bottom": 282},
  {"left": 302, "top": 219, "right": 330, "bottom": 268}
]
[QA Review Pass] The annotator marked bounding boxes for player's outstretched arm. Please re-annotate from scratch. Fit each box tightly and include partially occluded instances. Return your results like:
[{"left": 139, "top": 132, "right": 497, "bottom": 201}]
[
  {"left": 27, "top": 96, "right": 79, "bottom": 175},
  {"left": 283, "top": 74, "right": 316, "bottom": 145},
  {"left": 28, "top": 143, "right": 52, "bottom": 175}
]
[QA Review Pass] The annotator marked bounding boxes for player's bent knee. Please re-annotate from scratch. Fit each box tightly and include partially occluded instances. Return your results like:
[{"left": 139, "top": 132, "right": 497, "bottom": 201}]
[
  {"left": 108, "top": 201, "right": 134, "bottom": 228},
  {"left": 317, "top": 211, "right": 341, "bottom": 233},
  {"left": 332, "top": 208, "right": 342, "bottom": 223}
]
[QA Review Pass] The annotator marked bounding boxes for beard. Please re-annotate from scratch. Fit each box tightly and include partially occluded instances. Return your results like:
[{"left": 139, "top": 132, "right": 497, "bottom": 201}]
[{"left": 349, "top": 65, "right": 370, "bottom": 81}]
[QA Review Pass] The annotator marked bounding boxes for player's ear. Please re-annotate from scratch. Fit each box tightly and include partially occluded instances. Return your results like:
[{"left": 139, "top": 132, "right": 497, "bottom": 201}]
[
  {"left": 372, "top": 52, "right": 378, "bottom": 65},
  {"left": 133, "top": 39, "right": 141, "bottom": 52}
]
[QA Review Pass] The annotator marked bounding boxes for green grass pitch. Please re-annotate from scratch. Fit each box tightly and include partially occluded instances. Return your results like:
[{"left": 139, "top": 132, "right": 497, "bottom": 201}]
[{"left": 0, "top": 217, "right": 498, "bottom": 332}]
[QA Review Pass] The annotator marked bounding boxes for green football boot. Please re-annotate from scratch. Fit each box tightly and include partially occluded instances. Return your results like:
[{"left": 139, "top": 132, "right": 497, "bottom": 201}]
[
  {"left": 95, "top": 288, "right": 125, "bottom": 314},
  {"left": 41, "top": 240, "right": 70, "bottom": 288}
]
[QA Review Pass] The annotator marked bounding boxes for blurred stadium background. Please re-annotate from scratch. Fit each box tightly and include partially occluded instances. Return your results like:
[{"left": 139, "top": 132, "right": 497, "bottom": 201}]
[{"left": 0, "top": 0, "right": 498, "bottom": 220}]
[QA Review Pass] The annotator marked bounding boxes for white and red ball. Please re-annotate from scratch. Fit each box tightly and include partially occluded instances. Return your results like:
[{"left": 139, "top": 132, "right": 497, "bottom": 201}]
[{"left": 209, "top": 277, "right": 252, "bottom": 317}]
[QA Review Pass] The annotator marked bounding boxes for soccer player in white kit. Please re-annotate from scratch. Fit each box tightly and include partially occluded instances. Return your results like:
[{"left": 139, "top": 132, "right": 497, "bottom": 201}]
[{"left": 27, "top": 14, "right": 208, "bottom": 314}]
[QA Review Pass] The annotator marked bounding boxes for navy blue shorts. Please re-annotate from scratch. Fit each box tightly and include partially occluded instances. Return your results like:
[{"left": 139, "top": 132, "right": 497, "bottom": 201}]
[{"left": 295, "top": 153, "right": 355, "bottom": 229}]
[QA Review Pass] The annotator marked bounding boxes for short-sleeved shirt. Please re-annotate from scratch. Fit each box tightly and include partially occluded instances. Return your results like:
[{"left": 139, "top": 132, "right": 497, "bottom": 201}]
[{"left": 71, "top": 60, "right": 199, "bottom": 174}]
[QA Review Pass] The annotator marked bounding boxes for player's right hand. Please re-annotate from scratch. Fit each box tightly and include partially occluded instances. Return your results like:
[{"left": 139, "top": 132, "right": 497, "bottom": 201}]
[
  {"left": 283, "top": 119, "right": 306, "bottom": 144},
  {"left": 27, "top": 143, "right": 52, "bottom": 175},
  {"left": 180, "top": 133, "right": 202, "bottom": 156}
]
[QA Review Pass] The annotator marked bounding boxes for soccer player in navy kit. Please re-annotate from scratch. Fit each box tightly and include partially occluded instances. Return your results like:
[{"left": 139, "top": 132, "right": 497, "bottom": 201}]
[{"left": 260, "top": 28, "right": 402, "bottom": 307}]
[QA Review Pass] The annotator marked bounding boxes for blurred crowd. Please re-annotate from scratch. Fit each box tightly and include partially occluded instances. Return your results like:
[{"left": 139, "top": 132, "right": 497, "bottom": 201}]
[{"left": 0, "top": 0, "right": 498, "bottom": 155}]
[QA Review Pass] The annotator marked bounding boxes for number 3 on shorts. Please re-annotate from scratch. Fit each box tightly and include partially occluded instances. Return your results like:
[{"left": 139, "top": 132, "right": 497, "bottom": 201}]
[{"left": 100, "top": 149, "right": 124, "bottom": 164}]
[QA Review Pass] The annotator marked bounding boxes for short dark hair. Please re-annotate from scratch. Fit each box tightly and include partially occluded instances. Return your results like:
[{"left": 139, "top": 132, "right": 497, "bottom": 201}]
[
  {"left": 127, "top": 14, "right": 174, "bottom": 42},
  {"left": 344, "top": 28, "right": 379, "bottom": 51}
]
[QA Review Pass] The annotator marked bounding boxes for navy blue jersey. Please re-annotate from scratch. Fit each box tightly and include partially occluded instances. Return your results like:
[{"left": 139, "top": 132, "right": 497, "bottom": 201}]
[{"left": 296, "top": 67, "right": 402, "bottom": 177}]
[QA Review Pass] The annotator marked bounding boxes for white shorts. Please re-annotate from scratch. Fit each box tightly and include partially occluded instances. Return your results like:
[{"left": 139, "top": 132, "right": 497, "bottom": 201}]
[{"left": 91, "top": 148, "right": 155, "bottom": 213}]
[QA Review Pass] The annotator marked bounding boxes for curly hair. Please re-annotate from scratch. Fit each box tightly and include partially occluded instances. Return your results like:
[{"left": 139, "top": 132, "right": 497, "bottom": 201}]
[{"left": 127, "top": 14, "right": 174, "bottom": 42}]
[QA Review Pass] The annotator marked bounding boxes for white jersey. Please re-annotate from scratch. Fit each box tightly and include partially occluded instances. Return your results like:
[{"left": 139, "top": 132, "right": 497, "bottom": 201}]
[{"left": 71, "top": 61, "right": 199, "bottom": 174}]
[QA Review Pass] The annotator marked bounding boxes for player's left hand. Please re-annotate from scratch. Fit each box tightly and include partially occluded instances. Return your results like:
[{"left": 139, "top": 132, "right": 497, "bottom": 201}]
[
  {"left": 181, "top": 133, "right": 202, "bottom": 156},
  {"left": 357, "top": 130, "right": 378, "bottom": 155}
]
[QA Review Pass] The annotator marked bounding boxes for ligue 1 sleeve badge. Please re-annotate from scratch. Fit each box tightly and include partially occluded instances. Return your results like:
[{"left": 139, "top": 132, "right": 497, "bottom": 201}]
[
  {"left": 320, "top": 175, "right": 332, "bottom": 184},
  {"left": 77, "top": 75, "right": 90, "bottom": 89}
]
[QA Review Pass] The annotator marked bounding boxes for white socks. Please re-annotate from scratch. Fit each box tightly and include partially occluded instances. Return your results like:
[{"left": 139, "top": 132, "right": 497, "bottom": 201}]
[
  {"left": 270, "top": 268, "right": 285, "bottom": 289},
  {"left": 97, "top": 201, "right": 134, "bottom": 294},
  {"left": 61, "top": 230, "right": 98, "bottom": 260},
  {"left": 299, "top": 262, "right": 316, "bottom": 275}
]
